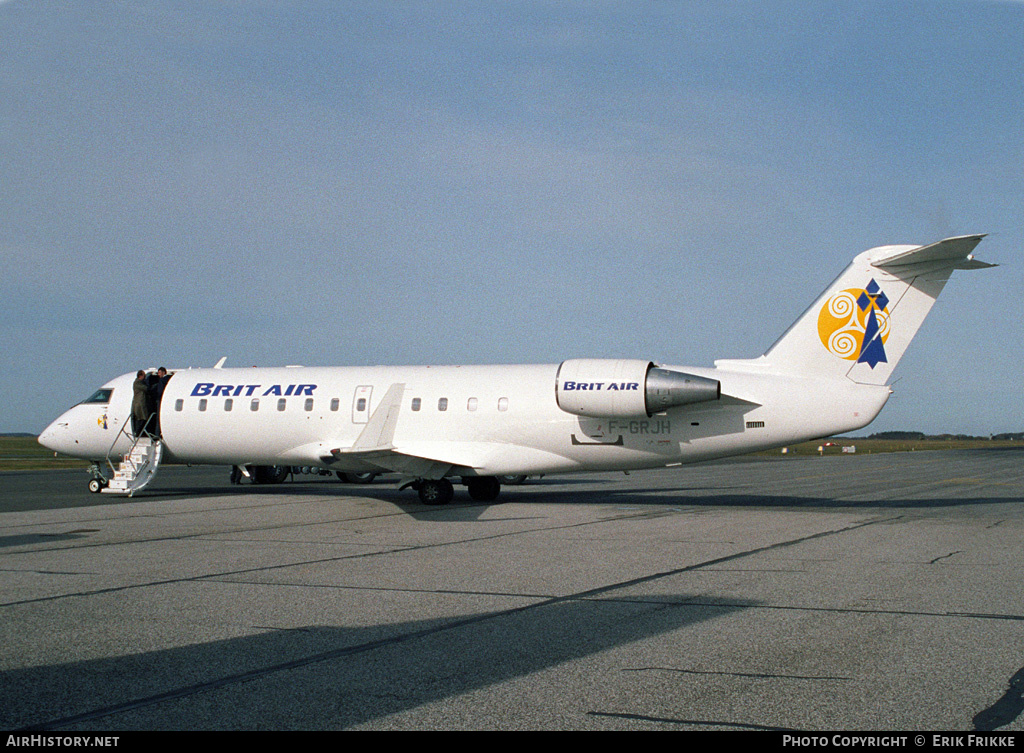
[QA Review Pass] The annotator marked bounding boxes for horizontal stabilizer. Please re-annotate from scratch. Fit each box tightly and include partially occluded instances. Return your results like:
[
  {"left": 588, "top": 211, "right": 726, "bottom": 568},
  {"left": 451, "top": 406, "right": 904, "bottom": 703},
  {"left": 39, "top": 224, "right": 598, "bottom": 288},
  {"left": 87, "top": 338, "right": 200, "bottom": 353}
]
[{"left": 869, "top": 234, "right": 994, "bottom": 272}]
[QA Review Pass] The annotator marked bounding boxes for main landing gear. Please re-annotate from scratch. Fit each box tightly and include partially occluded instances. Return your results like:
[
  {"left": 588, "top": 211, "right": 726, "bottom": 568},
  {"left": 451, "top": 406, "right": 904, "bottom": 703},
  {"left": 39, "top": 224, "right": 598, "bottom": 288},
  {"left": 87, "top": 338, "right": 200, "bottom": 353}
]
[
  {"left": 465, "top": 476, "right": 500, "bottom": 501},
  {"left": 417, "top": 478, "right": 455, "bottom": 505},
  {"left": 409, "top": 476, "right": 503, "bottom": 505},
  {"left": 336, "top": 471, "right": 379, "bottom": 484}
]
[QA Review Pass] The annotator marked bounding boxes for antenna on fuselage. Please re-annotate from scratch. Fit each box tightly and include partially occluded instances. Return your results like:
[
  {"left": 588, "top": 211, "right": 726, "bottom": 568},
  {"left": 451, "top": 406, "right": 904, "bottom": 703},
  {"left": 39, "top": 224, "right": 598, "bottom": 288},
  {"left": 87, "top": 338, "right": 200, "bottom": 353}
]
[{"left": 214, "top": 357, "right": 227, "bottom": 369}]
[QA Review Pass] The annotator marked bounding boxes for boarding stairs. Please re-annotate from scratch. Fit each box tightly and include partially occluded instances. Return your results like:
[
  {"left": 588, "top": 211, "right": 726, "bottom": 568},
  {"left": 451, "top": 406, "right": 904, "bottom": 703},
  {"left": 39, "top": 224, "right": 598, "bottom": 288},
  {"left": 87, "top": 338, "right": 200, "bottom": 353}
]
[{"left": 101, "top": 417, "right": 163, "bottom": 496}]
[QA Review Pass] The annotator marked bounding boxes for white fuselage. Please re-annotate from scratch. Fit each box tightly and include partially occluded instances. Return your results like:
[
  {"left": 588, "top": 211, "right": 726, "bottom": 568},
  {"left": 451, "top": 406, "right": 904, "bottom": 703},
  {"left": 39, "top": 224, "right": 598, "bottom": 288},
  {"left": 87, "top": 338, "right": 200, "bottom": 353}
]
[{"left": 39, "top": 362, "right": 891, "bottom": 478}]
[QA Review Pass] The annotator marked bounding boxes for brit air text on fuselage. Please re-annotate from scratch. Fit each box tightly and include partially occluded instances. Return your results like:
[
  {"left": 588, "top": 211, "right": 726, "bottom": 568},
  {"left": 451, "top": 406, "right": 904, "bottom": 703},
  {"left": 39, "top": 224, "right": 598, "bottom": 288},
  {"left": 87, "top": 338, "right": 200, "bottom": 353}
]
[{"left": 190, "top": 383, "right": 317, "bottom": 397}]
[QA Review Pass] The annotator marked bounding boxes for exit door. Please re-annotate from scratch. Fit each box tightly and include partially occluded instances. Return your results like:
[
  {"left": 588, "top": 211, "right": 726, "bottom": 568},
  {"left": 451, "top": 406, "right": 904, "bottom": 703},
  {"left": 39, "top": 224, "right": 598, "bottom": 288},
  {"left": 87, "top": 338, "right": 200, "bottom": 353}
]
[{"left": 353, "top": 386, "right": 372, "bottom": 424}]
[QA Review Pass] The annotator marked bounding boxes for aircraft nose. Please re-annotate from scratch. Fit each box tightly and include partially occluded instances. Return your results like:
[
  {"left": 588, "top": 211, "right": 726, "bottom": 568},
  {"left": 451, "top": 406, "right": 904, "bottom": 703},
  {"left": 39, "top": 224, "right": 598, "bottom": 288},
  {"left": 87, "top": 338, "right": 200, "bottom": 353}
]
[{"left": 38, "top": 418, "right": 74, "bottom": 455}]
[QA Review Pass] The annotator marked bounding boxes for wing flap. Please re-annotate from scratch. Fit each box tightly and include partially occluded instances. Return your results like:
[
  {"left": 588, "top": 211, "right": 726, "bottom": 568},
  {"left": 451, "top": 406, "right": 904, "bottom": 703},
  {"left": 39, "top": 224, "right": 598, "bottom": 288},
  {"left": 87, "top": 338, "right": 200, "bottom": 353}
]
[{"left": 332, "top": 441, "right": 574, "bottom": 477}]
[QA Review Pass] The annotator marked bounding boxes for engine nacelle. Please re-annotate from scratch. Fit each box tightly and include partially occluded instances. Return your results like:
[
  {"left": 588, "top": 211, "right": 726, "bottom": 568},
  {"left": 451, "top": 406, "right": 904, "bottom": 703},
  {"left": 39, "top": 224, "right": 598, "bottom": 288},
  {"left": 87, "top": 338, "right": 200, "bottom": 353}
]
[{"left": 555, "top": 359, "right": 720, "bottom": 418}]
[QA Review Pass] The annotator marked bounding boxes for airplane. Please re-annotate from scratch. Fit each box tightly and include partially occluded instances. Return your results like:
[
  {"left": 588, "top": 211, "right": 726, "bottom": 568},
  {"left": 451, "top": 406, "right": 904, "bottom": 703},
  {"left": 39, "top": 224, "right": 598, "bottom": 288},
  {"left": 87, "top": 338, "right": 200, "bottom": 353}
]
[{"left": 38, "top": 234, "right": 992, "bottom": 504}]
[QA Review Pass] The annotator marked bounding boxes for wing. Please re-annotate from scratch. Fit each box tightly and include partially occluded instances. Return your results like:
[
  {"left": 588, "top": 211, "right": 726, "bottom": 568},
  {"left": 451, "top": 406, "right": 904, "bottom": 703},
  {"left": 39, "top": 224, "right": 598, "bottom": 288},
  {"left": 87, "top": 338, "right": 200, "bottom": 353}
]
[
  {"left": 331, "top": 440, "right": 572, "bottom": 479},
  {"left": 323, "top": 382, "right": 570, "bottom": 478}
]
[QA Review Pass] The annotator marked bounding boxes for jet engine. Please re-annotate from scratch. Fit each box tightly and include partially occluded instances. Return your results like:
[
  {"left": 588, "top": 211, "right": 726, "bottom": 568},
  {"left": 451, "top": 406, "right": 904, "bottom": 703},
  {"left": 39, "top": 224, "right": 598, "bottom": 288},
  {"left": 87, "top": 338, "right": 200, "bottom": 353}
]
[{"left": 555, "top": 359, "right": 720, "bottom": 418}]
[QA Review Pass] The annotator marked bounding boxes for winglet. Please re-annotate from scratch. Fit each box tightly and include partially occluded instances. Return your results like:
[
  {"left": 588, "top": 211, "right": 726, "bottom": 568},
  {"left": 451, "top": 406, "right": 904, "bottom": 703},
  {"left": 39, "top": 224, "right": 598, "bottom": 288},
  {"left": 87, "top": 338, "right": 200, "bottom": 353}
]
[{"left": 349, "top": 383, "right": 405, "bottom": 452}]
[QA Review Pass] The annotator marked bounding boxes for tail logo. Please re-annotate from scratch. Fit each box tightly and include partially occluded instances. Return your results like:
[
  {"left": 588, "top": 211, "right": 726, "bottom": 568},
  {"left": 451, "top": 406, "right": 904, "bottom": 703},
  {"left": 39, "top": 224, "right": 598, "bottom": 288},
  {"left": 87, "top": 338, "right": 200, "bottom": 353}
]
[{"left": 817, "top": 279, "right": 890, "bottom": 368}]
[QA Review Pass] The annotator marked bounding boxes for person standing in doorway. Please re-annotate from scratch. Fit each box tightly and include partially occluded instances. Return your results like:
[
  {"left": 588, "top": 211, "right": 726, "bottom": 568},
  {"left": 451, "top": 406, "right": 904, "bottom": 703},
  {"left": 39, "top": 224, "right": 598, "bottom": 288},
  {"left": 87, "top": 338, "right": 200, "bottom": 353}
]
[
  {"left": 150, "top": 367, "right": 170, "bottom": 437},
  {"left": 131, "top": 370, "right": 151, "bottom": 437}
]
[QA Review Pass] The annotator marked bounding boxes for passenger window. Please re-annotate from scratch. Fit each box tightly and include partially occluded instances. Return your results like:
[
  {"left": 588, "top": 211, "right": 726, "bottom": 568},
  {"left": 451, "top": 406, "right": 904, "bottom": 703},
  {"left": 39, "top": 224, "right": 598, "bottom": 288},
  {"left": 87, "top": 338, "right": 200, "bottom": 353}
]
[
  {"left": 356, "top": 398, "right": 367, "bottom": 412},
  {"left": 498, "top": 397, "right": 509, "bottom": 412},
  {"left": 277, "top": 398, "right": 287, "bottom": 412},
  {"left": 224, "top": 399, "right": 233, "bottom": 412},
  {"left": 198, "top": 399, "right": 207, "bottom": 412},
  {"left": 251, "top": 399, "right": 260, "bottom": 412},
  {"left": 467, "top": 397, "right": 478, "bottom": 411},
  {"left": 411, "top": 397, "right": 421, "bottom": 411},
  {"left": 175, "top": 399, "right": 183, "bottom": 412},
  {"left": 438, "top": 398, "right": 448, "bottom": 412},
  {"left": 330, "top": 398, "right": 340, "bottom": 412},
  {"left": 304, "top": 398, "right": 313, "bottom": 411}
]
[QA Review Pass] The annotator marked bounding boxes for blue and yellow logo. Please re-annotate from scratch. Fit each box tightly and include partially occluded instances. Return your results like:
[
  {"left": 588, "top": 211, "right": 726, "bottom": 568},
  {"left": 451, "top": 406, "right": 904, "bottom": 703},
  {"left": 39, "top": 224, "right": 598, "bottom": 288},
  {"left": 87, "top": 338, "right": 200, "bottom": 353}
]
[{"left": 817, "top": 279, "right": 890, "bottom": 368}]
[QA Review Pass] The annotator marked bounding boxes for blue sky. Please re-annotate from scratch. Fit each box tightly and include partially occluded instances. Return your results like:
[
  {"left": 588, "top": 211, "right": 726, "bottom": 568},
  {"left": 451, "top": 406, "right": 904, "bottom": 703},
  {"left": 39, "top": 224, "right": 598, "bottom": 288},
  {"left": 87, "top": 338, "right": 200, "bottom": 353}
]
[{"left": 1, "top": 1, "right": 1021, "bottom": 436}]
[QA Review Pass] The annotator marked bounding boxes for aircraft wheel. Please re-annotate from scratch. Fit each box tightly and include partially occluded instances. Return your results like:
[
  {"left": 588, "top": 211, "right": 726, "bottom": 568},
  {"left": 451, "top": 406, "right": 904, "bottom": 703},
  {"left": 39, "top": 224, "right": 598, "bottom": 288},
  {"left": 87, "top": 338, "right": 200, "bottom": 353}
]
[
  {"left": 88, "top": 478, "right": 105, "bottom": 494},
  {"left": 254, "top": 465, "right": 290, "bottom": 484},
  {"left": 418, "top": 478, "right": 454, "bottom": 506},
  {"left": 337, "top": 472, "right": 378, "bottom": 484},
  {"left": 466, "top": 476, "right": 501, "bottom": 502},
  {"left": 498, "top": 474, "right": 528, "bottom": 485}
]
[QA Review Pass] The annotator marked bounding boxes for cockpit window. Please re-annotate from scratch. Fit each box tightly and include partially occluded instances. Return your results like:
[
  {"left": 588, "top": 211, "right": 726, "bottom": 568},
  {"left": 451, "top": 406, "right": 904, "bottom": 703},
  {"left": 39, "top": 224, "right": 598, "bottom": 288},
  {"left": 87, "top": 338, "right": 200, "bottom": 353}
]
[{"left": 81, "top": 388, "right": 113, "bottom": 405}]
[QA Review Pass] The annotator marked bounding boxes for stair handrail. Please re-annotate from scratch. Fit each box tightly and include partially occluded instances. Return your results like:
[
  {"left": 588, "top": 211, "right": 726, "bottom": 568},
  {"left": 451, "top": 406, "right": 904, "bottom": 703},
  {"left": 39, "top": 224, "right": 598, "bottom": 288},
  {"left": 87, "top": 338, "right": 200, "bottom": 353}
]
[{"left": 104, "top": 413, "right": 157, "bottom": 477}]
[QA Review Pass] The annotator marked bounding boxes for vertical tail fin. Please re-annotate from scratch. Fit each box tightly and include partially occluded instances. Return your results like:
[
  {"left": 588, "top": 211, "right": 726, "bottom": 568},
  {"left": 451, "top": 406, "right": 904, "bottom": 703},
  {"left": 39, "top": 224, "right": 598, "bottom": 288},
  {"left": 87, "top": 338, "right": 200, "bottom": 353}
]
[{"left": 724, "top": 235, "right": 992, "bottom": 384}]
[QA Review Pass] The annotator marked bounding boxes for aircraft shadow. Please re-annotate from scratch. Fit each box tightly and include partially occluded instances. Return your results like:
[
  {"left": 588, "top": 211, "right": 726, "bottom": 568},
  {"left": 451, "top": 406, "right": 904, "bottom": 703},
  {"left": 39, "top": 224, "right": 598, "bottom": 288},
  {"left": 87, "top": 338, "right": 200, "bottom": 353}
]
[
  {"left": 503, "top": 486, "right": 1024, "bottom": 511},
  {"left": 135, "top": 481, "right": 1024, "bottom": 516},
  {"left": 3, "top": 593, "right": 752, "bottom": 730},
  {"left": 37, "top": 448, "right": 1024, "bottom": 516},
  {"left": 0, "top": 532, "right": 94, "bottom": 549}
]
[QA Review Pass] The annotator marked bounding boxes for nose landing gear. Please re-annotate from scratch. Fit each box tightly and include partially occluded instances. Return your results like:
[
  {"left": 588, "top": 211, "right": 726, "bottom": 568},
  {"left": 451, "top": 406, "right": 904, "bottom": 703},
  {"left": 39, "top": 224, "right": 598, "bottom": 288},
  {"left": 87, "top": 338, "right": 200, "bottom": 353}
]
[{"left": 87, "top": 463, "right": 108, "bottom": 493}]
